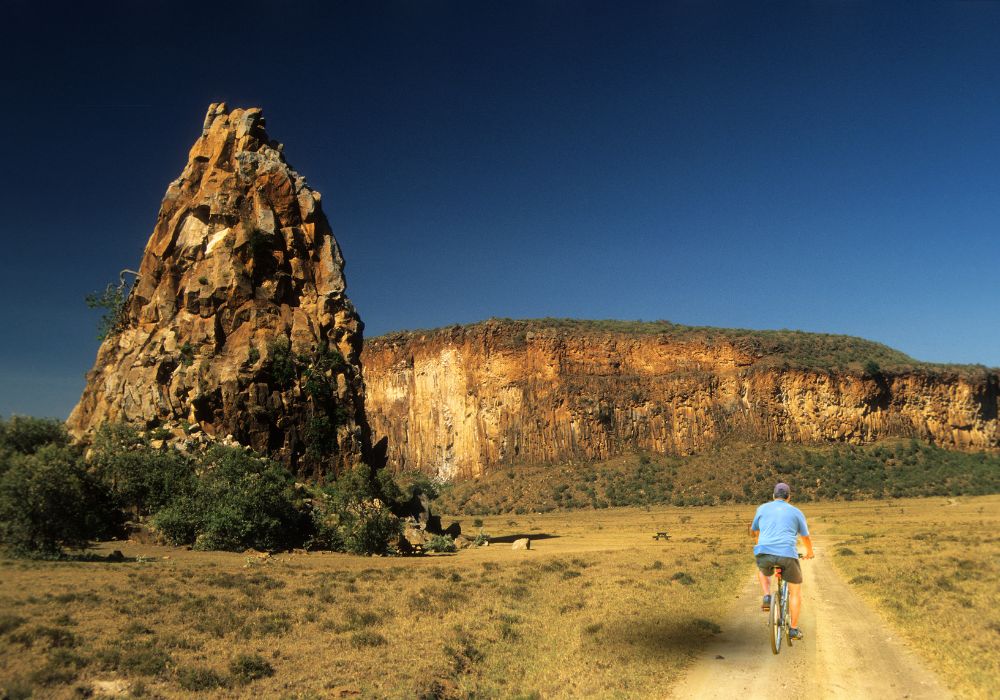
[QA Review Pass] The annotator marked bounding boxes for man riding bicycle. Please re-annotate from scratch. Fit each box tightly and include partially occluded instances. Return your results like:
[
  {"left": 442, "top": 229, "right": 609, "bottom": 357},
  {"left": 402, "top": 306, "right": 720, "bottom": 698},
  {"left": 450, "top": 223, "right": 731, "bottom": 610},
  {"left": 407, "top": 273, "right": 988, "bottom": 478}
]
[{"left": 750, "top": 482, "right": 815, "bottom": 641}]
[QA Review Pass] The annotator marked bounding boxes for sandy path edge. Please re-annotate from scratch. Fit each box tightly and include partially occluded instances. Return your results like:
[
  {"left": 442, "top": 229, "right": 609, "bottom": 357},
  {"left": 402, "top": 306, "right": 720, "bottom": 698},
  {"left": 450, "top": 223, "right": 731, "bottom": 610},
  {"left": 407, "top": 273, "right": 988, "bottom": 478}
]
[{"left": 667, "top": 539, "right": 952, "bottom": 699}]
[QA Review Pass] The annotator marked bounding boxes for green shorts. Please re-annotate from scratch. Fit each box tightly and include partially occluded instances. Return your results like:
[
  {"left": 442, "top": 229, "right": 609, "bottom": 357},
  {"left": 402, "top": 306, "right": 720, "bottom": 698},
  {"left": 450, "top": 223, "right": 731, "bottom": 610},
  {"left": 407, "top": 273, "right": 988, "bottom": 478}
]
[{"left": 755, "top": 554, "right": 803, "bottom": 584}]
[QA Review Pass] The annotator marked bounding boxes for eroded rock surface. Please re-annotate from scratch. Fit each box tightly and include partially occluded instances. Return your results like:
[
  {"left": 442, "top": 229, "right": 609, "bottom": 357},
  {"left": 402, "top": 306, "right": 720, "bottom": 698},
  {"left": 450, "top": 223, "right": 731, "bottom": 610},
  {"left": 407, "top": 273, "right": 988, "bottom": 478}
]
[
  {"left": 69, "top": 104, "right": 368, "bottom": 476},
  {"left": 363, "top": 320, "right": 999, "bottom": 479}
]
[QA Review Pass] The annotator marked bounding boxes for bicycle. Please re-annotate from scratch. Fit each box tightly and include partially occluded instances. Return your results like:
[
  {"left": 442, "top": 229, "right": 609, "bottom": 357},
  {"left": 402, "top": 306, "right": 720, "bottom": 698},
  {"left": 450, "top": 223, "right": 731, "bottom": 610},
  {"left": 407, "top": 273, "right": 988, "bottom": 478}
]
[{"left": 768, "top": 563, "right": 792, "bottom": 654}]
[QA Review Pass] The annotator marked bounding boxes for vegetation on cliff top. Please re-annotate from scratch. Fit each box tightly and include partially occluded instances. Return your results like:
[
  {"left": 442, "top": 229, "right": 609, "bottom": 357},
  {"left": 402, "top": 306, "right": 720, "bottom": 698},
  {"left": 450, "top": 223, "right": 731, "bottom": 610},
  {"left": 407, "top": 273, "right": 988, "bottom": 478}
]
[{"left": 372, "top": 317, "right": 995, "bottom": 376}]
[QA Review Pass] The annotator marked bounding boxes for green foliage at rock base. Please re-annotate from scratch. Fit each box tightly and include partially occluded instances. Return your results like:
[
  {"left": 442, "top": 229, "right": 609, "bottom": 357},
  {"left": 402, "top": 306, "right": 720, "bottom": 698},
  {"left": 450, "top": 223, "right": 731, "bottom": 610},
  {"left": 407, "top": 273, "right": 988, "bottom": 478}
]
[
  {"left": 0, "top": 416, "right": 415, "bottom": 558},
  {"left": 150, "top": 445, "right": 308, "bottom": 552},
  {"left": 309, "top": 463, "right": 402, "bottom": 555},
  {"left": 90, "top": 423, "right": 197, "bottom": 516},
  {"left": 0, "top": 444, "right": 118, "bottom": 556}
]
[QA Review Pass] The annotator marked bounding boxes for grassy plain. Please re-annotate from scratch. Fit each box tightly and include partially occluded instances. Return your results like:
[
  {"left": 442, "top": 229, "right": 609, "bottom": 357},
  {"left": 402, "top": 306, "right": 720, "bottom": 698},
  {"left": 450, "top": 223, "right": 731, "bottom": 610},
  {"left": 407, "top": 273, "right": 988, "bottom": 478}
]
[
  {"left": 815, "top": 495, "right": 1000, "bottom": 699},
  {"left": 0, "top": 506, "right": 750, "bottom": 699},
  {"left": 1, "top": 496, "right": 997, "bottom": 699}
]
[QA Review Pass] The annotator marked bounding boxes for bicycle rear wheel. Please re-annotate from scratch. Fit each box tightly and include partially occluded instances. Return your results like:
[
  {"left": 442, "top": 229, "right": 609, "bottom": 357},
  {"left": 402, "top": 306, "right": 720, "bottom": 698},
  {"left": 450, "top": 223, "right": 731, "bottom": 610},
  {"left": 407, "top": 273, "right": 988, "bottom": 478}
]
[{"left": 769, "top": 584, "right": 782, "bottom": 654}]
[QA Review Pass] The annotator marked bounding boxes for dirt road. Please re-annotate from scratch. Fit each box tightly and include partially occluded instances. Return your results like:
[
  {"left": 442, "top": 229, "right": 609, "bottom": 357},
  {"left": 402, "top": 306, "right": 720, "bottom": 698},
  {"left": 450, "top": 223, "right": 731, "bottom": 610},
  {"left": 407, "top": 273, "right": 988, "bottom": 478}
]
[{"left": 668, "top": 540, "right": 952, "bottom": 699}]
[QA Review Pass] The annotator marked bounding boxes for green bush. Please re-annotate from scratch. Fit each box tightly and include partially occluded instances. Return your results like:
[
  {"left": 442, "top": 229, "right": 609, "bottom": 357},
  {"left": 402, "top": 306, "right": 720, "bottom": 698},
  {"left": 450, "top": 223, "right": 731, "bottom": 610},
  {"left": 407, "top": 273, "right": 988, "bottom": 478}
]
[
  {"left": 0, "top": 445, "right": 119, "bottom": 556},
  {"left": 0, "top": 416, "right": 69, "bottom": 460},
  {"left": 191, "top": 446, "right": 308, "bottom": 552},
  {"left": 177, "top": 665, "right": 229, "bottom": 691},
  {"left": 266, "top": 337, "right": 298, "bottom": 389},
  {"left": 229, "top": 654, "right": 274, "bottom": 684},
  {"left": 90, "top": 424, "right": 196, "bottom": 516},
  {"left": 145, "top": 444, "right": 306, "bottom": 552},
  {"left": 85, "top": 282, "right": 129, "bottom": 341},
  {"left": 309, "top": 463, "right": 402, "bottom": 555},
  {"left": 150, "top": 495, "right": 202, "bottom": 545},
  {"left": 342, "top": 499, "right": 401, "bottom": 555},
  {"left": 425, "top": 535, "right": 457, "bottom": 553}
]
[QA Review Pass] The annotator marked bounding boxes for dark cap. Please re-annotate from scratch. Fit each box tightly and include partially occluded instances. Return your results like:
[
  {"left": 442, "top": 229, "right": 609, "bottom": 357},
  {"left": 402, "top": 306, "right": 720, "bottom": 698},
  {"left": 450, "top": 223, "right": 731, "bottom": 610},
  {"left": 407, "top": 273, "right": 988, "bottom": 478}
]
[{"left": 773, "top": 482, "right": 790, "bottom": 499}]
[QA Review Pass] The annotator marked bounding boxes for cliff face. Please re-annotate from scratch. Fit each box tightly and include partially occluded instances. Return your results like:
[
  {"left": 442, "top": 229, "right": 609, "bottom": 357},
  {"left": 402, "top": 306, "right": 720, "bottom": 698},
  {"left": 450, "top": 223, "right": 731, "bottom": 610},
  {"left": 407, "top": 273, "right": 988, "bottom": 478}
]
[
  {"left": 363, "top": 321, "right": 999, "bottom": 479},
  {"left": 69, "top": 104, "right": 368, "bottom": 476}
]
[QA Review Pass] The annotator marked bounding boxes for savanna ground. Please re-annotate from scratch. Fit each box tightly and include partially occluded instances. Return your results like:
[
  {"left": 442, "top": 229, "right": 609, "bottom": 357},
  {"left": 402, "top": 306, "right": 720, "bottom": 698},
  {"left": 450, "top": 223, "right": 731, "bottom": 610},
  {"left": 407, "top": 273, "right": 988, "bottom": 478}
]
[{"left": 1, "top": 495, "right": 997, "bottom": 699}]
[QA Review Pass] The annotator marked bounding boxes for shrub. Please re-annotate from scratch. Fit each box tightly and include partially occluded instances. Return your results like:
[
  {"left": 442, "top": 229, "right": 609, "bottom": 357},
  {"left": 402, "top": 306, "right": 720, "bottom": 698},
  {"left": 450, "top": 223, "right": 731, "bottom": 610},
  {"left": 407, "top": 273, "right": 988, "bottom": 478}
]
[
  {"left": 229, "top": 654, "right": 274, "bottom": 684},
  {"left": 0, "top": 445, "right": 119, "bottom": 556},
  {"left": 85, "top": 282, "right": 129, "bottom": 340},
  {"left": 90, "top": 423, "right": 196, "bottom": 516},
  {"left": 266, "top": 337, "right": 297, "bottom": 389},
  {"left": 425, "top": 535, "right": 457, "bottom": 553},
  {"left": 191, "top": 446, "right": 308, "bottom": 552},
  {"left": 350, "top": 630, "right": 387, "bottom": 647},
  {"left": 310, "top": 463, "right": 403, "bottom": 555},
  {"left": 150, "top": 495, "right": 202, "bottom": 545},
  {"left": 177, "top": 665, "right": 229, "bottom": 691},
  {"left": 670, "top": 571, "right": 695, "bottom": 585},
  {"left": 0, "top": 416, "right": 69, "bottom": 459},
  {"left": 342, "top": 499, "right": 401, "bottom": 555},
  {"left": 147, "top": 445, "right": 306, "bottom": 552}
]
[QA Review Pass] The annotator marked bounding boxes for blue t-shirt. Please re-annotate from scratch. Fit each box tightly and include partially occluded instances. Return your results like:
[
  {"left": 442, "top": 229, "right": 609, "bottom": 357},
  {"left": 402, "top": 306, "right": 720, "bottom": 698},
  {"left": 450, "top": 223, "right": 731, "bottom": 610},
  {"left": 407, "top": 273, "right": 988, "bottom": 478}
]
[{"left": 751, "top": 499, "right": 809, "bottom": 559}]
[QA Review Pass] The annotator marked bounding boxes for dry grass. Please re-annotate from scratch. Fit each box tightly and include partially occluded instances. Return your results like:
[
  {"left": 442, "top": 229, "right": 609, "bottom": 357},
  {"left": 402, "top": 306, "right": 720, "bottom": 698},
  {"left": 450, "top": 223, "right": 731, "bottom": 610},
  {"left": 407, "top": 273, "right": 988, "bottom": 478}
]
[
  {"left": 0, "top": 506, "right": 749, "bottom": 698},
  {"left": 0, "top": 496, "right": 996, "bottom": 698},
  {"left": 812, "top": 495, "right": 1000, "bottom": 700}
]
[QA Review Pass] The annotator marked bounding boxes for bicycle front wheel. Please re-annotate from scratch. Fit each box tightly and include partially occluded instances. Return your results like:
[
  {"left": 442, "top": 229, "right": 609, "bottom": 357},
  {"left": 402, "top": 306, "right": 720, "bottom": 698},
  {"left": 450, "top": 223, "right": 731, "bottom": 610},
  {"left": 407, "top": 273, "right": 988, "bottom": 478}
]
[{"left": 769, "top": 587, "right": 782, "bottom": 654}]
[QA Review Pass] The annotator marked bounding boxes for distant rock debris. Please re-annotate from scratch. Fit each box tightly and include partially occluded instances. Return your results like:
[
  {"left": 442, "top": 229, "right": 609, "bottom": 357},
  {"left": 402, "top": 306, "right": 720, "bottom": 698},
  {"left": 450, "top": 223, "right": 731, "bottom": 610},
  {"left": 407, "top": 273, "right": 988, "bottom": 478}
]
[{"left": 68, "top": 104, "right": 370, "bottom": 478}]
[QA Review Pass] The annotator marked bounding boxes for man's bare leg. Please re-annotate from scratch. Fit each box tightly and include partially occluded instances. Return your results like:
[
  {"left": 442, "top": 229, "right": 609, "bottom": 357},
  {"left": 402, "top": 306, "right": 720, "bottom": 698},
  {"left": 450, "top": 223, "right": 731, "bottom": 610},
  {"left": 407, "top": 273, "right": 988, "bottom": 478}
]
[
  {"left": 788, "top": 582, "right": 802, "bottom": 628},
  {"left": 757, "top": 569, "right": 770, "bottom": 596}
]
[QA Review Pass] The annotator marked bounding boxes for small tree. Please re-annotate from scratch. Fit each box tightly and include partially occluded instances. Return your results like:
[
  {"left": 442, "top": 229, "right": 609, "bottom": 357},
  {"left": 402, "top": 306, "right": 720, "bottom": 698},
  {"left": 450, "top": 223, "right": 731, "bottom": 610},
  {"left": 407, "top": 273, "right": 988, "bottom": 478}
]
[
  {"left": 0, "top": 445, "right": 119, "bottom": 556},
  {"left": 0, "top": 415, "right": 69, "bottom": 464},
  {"left": 85, "top": 283, "right": 129, "bottom": 341}
]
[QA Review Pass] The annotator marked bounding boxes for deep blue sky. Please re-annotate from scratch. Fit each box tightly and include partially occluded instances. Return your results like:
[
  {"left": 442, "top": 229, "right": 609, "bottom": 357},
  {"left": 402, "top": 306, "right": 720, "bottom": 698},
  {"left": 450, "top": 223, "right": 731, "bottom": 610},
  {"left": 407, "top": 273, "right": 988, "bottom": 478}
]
[{"left": 1, "top": 1, "right": 998, "bottom": 419}]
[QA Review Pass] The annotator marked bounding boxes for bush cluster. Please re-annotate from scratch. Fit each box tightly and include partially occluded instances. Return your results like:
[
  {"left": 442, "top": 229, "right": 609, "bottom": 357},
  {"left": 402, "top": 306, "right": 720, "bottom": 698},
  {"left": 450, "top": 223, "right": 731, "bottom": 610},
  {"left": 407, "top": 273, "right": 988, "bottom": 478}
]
[
  {"left": 0, "top": 417, "right": 120, "bottom": 556},
  {"left": 308, "top": 463, "right": 402, "bottom": 554},
  {"left": 0, "top": 416, "right": 408, "bottom": 558},
  {"left": 436, "top": 437, "right": 1000, "bottom": 515}
]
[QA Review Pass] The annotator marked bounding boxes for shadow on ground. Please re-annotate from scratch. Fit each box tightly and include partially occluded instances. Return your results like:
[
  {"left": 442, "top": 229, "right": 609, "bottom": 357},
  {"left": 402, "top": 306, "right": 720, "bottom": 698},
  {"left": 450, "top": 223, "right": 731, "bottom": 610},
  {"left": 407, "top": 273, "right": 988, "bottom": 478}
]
[
  {"left": 599, "top": 616, "right": 726, "bottom": 659},
  {"left": 488, "top": 533, "right": 561, "bottom": 544}
]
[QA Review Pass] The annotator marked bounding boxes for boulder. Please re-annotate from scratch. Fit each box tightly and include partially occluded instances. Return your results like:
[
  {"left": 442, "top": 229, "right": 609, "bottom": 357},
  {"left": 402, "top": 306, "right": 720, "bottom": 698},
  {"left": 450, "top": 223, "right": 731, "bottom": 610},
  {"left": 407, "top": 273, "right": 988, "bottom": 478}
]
[{"left": 511, "top": 538, "right": 530, "bottom": 550}]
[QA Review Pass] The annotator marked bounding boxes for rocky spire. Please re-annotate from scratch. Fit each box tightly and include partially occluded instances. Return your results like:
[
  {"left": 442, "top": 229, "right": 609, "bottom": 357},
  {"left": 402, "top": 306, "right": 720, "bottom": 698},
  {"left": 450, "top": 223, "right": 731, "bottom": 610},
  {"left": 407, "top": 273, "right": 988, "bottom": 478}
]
[{"left": 69, "top": 104, "right": 371, "bottom": 477}]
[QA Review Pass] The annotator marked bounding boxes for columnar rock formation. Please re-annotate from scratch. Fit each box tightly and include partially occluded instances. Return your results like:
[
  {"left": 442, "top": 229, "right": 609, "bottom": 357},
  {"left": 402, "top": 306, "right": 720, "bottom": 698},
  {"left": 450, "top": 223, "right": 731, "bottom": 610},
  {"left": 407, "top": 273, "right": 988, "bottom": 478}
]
[
  {"left": 69, "top": 104, "right": 368, "bottom": 476},
  {"left": 363, "top": 320, "right": 999, "bottom": 479}
]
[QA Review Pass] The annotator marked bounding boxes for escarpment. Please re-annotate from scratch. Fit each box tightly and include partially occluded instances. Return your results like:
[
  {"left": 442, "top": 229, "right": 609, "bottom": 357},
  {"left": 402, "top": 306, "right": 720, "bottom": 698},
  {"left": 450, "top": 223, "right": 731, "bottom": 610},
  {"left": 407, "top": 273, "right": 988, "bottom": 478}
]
[
  {"left": 69, "top": 104, "right": 368, "bottom": 477},
  {"left": 362, "top": 320, "right": 999, "bottom": 479}
]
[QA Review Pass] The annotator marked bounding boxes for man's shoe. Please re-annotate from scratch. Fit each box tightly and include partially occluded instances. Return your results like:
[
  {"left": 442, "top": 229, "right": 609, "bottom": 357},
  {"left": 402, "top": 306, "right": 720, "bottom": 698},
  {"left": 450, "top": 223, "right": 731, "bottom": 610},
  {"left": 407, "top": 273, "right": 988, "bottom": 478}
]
[
  {"left": 789, "top": 628, "right": 804, "bottom": 641},
  {"left": 761, "top": 595, "right": 771, "bottom": 611}
]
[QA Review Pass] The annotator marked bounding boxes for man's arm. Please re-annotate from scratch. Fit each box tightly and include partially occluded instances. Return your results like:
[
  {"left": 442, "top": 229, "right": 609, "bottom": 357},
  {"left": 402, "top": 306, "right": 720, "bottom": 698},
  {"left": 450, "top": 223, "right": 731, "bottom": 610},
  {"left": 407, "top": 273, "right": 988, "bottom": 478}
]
[
  {"left": 749, "top": 510, "right": 761, "bottom": 542},
  {"left": 799, "top": 535, "right": 815, "bottom": 559}
]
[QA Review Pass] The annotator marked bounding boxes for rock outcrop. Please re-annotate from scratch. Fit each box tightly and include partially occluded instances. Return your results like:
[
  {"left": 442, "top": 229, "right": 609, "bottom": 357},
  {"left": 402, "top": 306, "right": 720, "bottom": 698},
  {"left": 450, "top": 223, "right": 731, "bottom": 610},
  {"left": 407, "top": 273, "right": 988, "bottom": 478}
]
[
  {"left": 69, "top": 104, "right": 368, "bottom": 477},
  {"left": 363, "top": 320, "right": 999, "bottom": 479}
]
